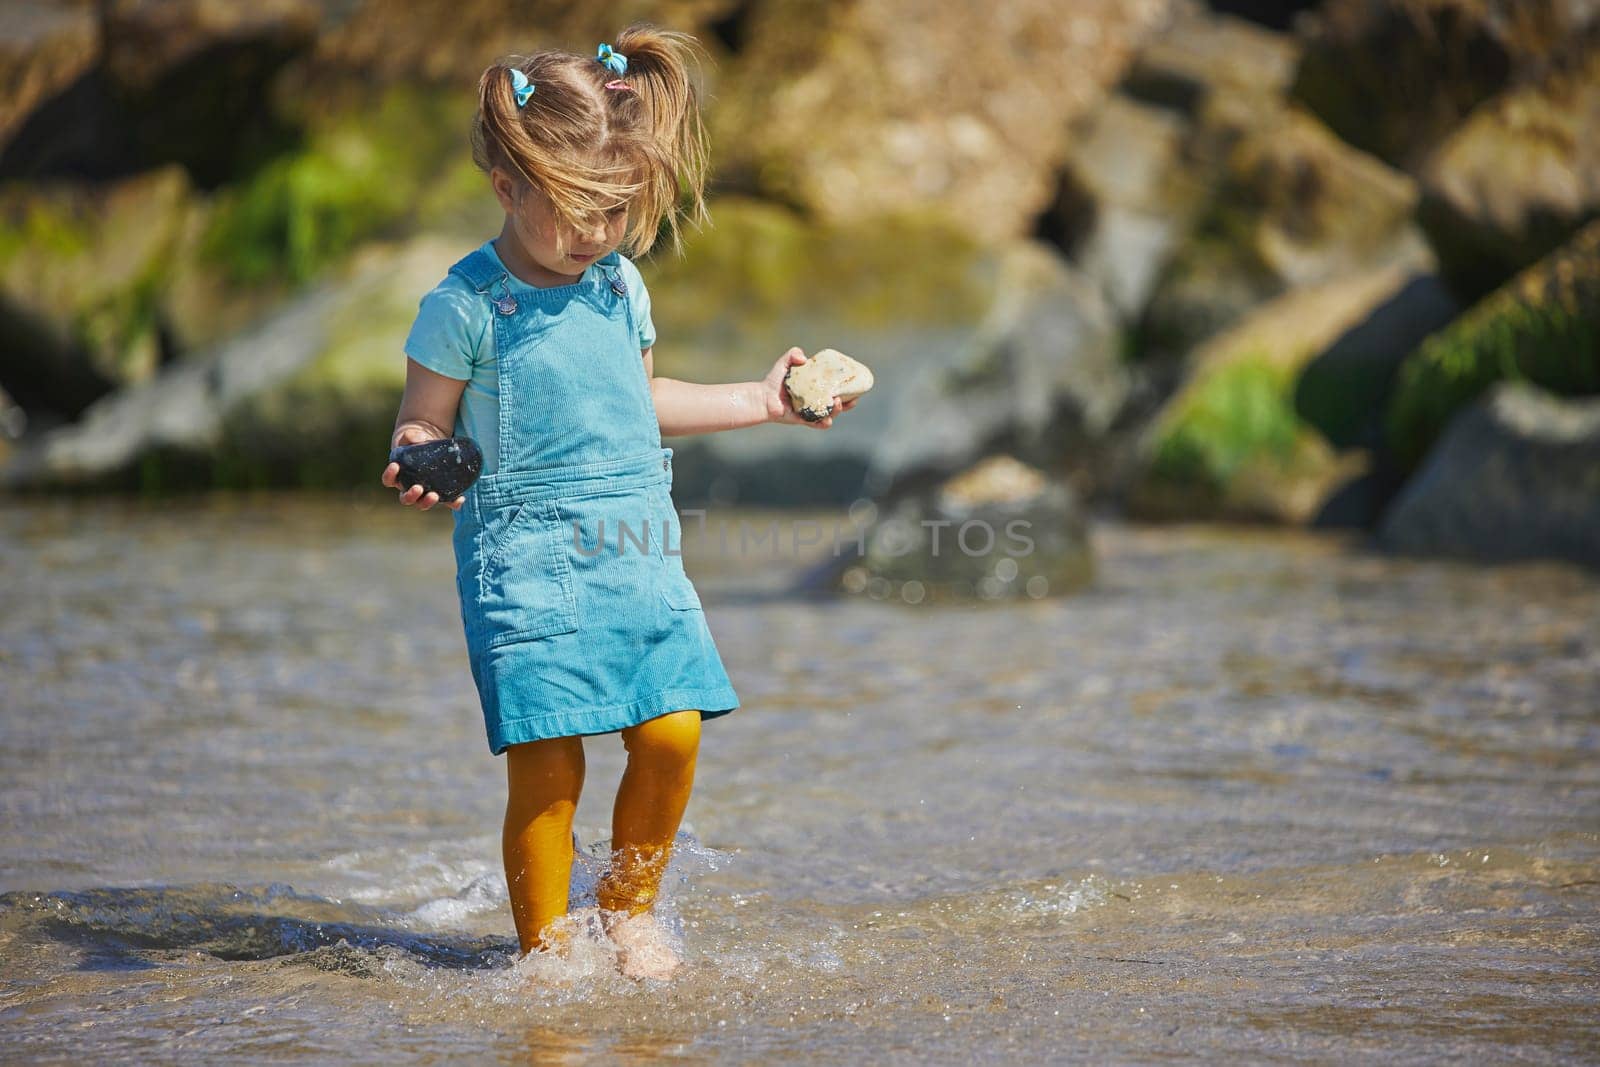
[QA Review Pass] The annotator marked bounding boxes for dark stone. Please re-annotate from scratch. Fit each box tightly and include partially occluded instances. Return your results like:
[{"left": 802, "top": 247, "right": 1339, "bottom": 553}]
[
  {"left": 1310, "top": 460, "right": 1410, "bottom": 531},
  {"left": 0, "top": 293, "right": 118, "bottom": 422},
  {"left": 1204, "top": 0, "right": 1318, "bottom": 32},
  {"left": 1294, "top": 274, "right": 1462, "bottom": 451},
  {"left": 0, "top": 10, "right": 313, "bottom": 187},
  {"left": 389, "top": 436, "right": 482, "bottom": 502},
  {"left": 1378, "top": 383, "right": 1600, "bottom": 569}
]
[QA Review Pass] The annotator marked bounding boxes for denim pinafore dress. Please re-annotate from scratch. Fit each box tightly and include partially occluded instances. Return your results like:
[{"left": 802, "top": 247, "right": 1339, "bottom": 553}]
[{"left": 445, "top": 245, "right": 739, "bottom": 754}]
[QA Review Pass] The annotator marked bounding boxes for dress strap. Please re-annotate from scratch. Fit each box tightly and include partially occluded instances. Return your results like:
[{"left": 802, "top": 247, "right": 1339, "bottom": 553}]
[
  {"left": 447, "top": 247, "right": 508, "bottom": 293},
  {"left": 450, "top": 246, "right": 522, "bottom": 316},
  {"left": 597, "top": 251, "right": 637, "bottom": 344}
]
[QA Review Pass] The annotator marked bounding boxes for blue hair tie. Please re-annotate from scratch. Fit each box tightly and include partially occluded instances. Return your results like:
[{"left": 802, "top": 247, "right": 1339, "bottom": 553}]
[
  {"left": 596, "top": 43, "right": 628, "bottom": 76},
  {"left": 508, "top": 67, "right": 535, "bottom": 108}
]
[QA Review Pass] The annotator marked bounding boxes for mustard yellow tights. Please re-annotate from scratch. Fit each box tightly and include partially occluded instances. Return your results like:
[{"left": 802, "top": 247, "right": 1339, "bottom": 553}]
[{"left": 501, "top": 709, "right": 701, "bottom": 955}]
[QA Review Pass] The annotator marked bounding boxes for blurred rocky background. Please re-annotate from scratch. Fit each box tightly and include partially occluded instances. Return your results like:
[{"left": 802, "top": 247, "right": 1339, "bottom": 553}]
[{"left": 1, "top": 0, "right": 1596, "bottom": 573}]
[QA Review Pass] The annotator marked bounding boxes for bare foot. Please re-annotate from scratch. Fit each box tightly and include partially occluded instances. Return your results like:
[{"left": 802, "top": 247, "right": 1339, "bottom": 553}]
[
  {"left": 602, "top": 910, "right": 682, "bottom": 980},
  {"left": 513, "top": 908, "right": 604, "bottom": 986}
]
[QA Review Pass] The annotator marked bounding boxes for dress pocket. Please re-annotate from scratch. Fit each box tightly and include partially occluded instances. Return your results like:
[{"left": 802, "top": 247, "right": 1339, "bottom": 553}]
[
  {"left": 475, "top": 500, "right": 580, "bottom": 647},
  {"left": 661, "top": 579, "right": 703, "bottom": 611}
]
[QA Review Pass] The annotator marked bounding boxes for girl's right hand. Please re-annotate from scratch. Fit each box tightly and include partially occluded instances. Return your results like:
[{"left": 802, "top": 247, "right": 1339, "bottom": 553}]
[{"left": 382, "top": 425, "right": 465, "bottom": 512}]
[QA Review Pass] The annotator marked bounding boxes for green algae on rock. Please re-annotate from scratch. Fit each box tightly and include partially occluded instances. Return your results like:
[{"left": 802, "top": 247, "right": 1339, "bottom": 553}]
[
  {"left": 1133, "top": 267, "right": 1423, "bottom": 522},
  {"left": 1385, "top": 219, "right": 1600, "bottom": 473},
  {"left": 1, "top": 236, "right": 458, "bottom": 492},
  {"left": 0, "top": 167, "right": 194, "bottom": 417},
  {"left": 201, "top": 86, "right": 478, "bottom": 286}
]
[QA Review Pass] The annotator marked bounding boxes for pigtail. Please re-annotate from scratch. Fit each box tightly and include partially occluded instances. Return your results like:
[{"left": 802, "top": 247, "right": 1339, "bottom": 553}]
[
  {"left": 611, "top": 24, "right": 711, "bottom": 254},
  {"left": 472, "top": 60, "right": 542, "bottom": 190}
]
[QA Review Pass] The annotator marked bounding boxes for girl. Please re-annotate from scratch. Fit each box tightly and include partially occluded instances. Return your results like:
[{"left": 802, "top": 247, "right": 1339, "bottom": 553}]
[{"left": 380, "top": 26, "right": 857, "bottom": 980}]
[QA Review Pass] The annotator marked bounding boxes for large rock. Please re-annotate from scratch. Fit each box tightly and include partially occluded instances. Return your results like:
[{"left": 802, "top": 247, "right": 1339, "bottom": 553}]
[
  {"left": 1138, "top": 97, "right": 1432, "bottom": 358},
  {"left": 2, "top": 198, "right": 1126, "bottom": 499},
  {"left": 1419, "top": 44, "right": 1600, "bottom": 299},
  {"left": 709, "top": 0, "right": 1174, "bottom": 238},
  {"left": 1038, "top": 94, "right": 1202, "bottom": 321},
  {"left": 862, "top": 243, "right": 1126, "bottom": 502},
  {"left": 803, "top": 455, "right": 1094, "bottom": 602},
  {"left": 1120, "top": 2, "right": 1301, "bottom": 113},
  {"left": 0, "top": 235, "right": 458, "bottom": 490},
  {"left": 1131, "top": 264, "right": 1428, "bottom": 522},
  {"left": 0, "top": 1, "right": 97, "bottom": 149},
  {"left": 0, "top": 81, "right": 500, "bottom": 429},
  {"left": 1045, "top": 7, "right": 1302, "bottom": 324},
  {"left": 0, "top": 167, "right": 195, "bottom": 421},
  {"left": 1292, "top": 274, "right": 1465, "bottom": 528},
  {"left": 1294, "top": 274, "right": 1463, "bottom": 452},
  {"left": 1290, "top": 0, "right": 1599, "bottom": 173},
  {"left": 0, "top": 0, "right": 316, "bottom": 185},
  {"left": 646, "top": 200, "right": 1128, "bottom": 507},
  {"left": 99, "top": 0, "right": 321, "bottom": 90},
  {"left": 299, "top": 1, "right": 723, "bottom": 89},
  {"left": 1385, "top": 218, "right": 1600, "bottom": 472},
  {"left": 1379, "top": 382, "right": 1600, "bottom": 568}
]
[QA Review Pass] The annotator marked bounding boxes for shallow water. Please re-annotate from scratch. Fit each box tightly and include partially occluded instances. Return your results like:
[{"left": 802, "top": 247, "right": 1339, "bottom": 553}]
[{"left": 2, "top": 495, "right": 1597, "bottom": 1063}]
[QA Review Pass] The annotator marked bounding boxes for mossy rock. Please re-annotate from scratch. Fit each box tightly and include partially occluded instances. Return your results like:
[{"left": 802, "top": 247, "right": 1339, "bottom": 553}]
[
  {"left": 203, "top": 238, "right": 457, "bottom": 490},
  {"left": 4, "top": 235, "right": 459, "bottom": 493},
  {"left": 0, "top": 167, "right": 193, "bottom": 417},
  {"left": 1418, "top": 46, "right": 1600, "bottom": 301},
  {"left": 1137, "top": 354, "right": 1343, "bottom": 520},
  {"left": 200, "top": 85, "right": 479, "bottom": 287},
  {"left": 1293, "top": 274, "right": 1462, "bottom": 451},
  {"left": 0, "top": 82, "right": 486, "bottom": 426},
  {"left": 642, "top": 198, "right": 993, "bottom": 383},
  {"left": 1134, "top": 266, "right": 1421, "bottom": 522},
  {"left": 1385, "top": 219, "right": 1600, "bottom": 472},
  {"left": 1137, "top": 99, "right": 1427, "bottom": 360},
  {"left": 1289, "top": 0, "right": 1580, "bottom": 172}
]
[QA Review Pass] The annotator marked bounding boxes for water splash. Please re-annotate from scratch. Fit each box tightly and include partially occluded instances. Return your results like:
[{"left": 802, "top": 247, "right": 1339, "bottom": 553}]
[{"left": 1009, "top": 874, "right": 1116, "bottom": 917}]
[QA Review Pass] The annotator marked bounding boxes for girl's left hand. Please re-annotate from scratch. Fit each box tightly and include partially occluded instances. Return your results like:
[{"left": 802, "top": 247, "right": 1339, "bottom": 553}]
[{"left": 761, "top": 348, "right": 860, "bottom": 429}]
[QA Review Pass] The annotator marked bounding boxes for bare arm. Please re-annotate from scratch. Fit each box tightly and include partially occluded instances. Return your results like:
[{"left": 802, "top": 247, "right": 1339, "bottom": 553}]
[
  {"left": 380, "top": 358, "right": 469, "bottom": 512},
  {"left": 647, "top": 346, "right": 858, "bottom": 437}
]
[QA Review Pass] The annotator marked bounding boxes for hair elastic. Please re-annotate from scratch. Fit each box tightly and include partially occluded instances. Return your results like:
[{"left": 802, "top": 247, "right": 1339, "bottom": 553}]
[
  {"left": 508, "top": 67, "right": 535, "bottom": 107},
  {"left": 596, "top": 43, "right": 628, "bottom": 76}
]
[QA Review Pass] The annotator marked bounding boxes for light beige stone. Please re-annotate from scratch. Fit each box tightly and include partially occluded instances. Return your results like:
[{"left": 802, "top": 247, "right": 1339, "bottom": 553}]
[{"left": 783, "top": 348, "right": 874, "bottom": 423}]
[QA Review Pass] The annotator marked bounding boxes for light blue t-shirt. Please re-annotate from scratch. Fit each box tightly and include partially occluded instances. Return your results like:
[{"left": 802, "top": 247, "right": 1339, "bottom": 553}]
[{"left": 402, "top": 239, "right": 656, "bottom": 476}]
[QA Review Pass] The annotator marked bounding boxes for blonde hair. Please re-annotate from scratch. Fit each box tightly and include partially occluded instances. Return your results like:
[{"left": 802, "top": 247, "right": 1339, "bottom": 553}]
[{"left": 471, "top": 25, "right": 710, "bottom": 258}]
